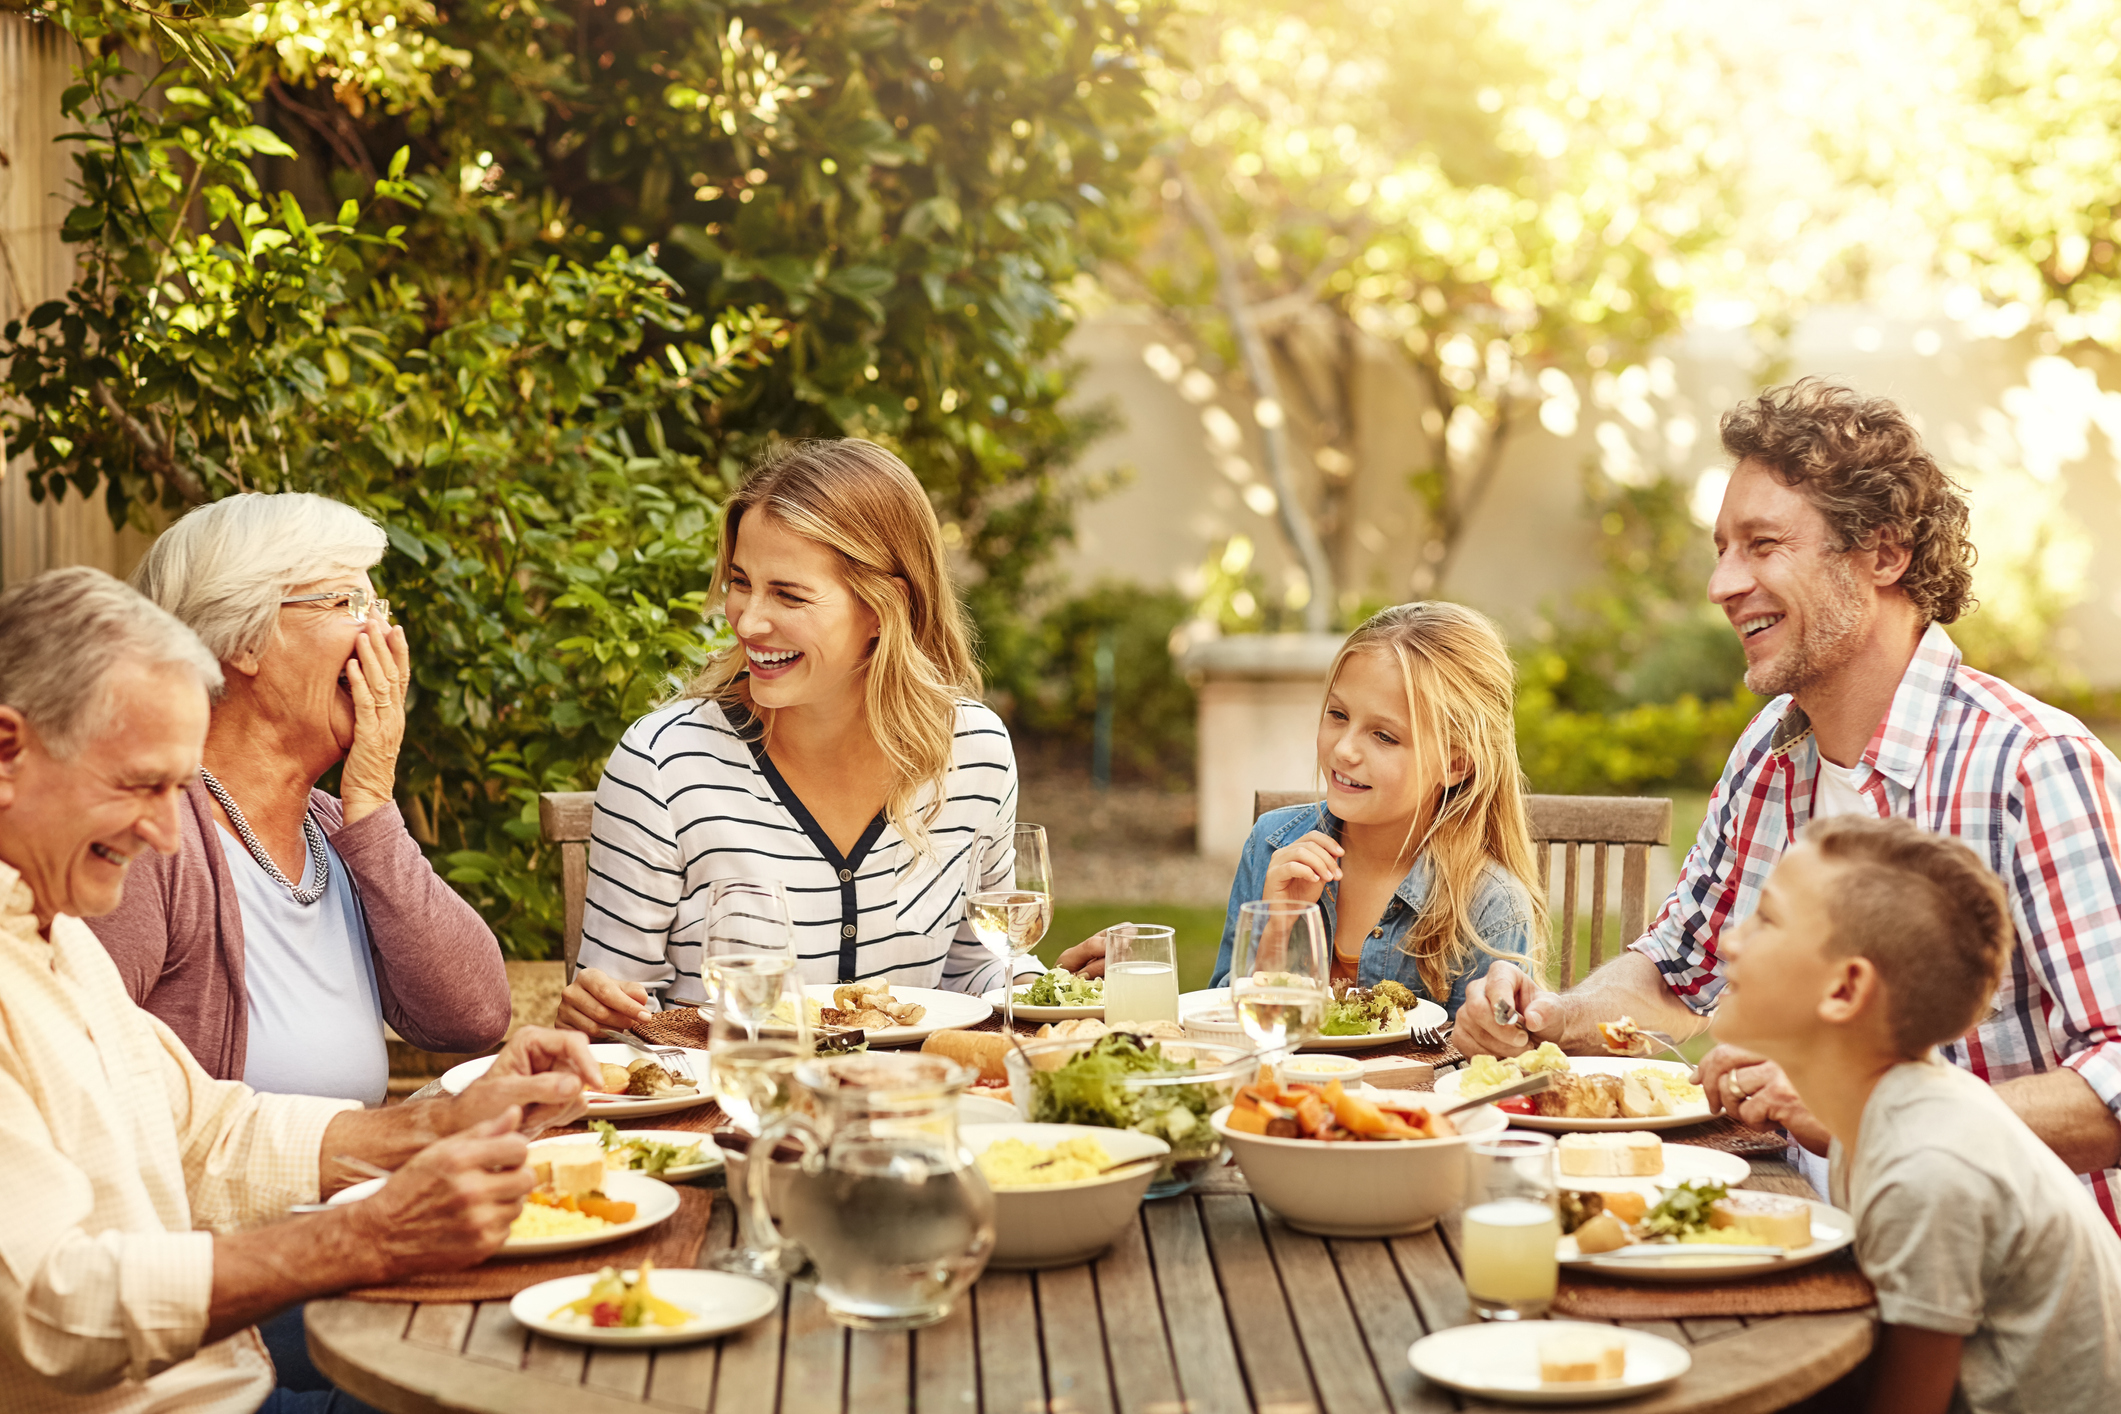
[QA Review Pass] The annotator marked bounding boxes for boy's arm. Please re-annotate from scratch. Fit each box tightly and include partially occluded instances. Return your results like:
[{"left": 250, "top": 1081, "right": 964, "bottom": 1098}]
[{"left": 1864, "top": 1326, "right": 1964, "bottom": 1414}]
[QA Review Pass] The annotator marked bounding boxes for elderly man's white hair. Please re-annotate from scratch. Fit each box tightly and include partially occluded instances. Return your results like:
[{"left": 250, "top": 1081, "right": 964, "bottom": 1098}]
[
  {"left": 0, "top": 566, "right": 224, "bottom": 758},
  {"left": 132, "top": 492, "right": 389, "bottom": 664}
]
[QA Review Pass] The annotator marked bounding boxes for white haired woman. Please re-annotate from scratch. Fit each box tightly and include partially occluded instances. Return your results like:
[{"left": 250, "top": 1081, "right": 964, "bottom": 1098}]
[{"left": 89, "top": 493, "right": 510, "bottom": 1104}]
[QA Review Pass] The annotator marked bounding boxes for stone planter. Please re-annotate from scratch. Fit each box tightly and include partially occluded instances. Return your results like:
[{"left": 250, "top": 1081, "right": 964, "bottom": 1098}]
[{"left": 1180, "top": 632, "right": 1346, "bottom": 857}]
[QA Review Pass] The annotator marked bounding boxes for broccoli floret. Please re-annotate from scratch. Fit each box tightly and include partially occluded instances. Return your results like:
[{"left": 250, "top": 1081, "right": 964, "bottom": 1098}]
[{"left": 1371, "top": 979, "right": 1417, "bottom": 1011}]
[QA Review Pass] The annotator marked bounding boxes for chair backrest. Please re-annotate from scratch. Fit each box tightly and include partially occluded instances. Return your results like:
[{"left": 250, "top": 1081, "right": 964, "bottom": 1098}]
[
  {"left": 539, "top": 791, "right": 597, "bottom": 976},
  {"left": 1249, "top": 790, "right": 1673, "bottom": 987}
]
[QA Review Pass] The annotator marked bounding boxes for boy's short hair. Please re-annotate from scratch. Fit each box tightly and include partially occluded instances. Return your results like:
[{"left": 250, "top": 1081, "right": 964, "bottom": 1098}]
[{"left": 1804, "top": 816, "right": 2012, "bottom": 1056}]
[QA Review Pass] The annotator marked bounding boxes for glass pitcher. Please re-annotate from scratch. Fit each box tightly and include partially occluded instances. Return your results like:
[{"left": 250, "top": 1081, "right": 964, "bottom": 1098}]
[{"left": 745, "top": 1051, "right": 996, "bottom": 1330}]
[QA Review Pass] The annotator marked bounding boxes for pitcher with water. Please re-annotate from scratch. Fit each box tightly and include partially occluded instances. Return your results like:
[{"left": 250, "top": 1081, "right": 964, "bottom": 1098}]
[{"left": 745, "top": 1051, "right": 996, "bottom": 1330}]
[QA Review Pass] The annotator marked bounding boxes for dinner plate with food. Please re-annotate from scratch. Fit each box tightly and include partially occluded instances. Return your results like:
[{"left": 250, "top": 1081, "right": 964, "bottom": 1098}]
[
  {"left": 328, "top": 1164, "right": 680, "bottom": 1256},
  {"left": 438, "top": 1043, "right": 710, "bottom": 1118},
  {"left": 982, "top": 966, "right": 1104, "bottom": 1021},
  {"left": 1434, "top": 1046, "right": 1711, "bottom": 1130},
  {"left": 531, "top": 1123, "right": 721, "bottom": 1183},
  {"left": 1409, "top": 1321, "right": 1690, "bottom": 1405},
  {"left": 1550, "top": 1131, "right": 1750, "bottom": 1198},
  {"left": 1178, "top": 981, "right": 1447, "bottom": 1051},
  {"left": 769, "top": 981, "right": 991, "bottom": 1046},
  {"left": 509, "top": 1263, "right": 779, "bottom": 1346},
  {"left": 1558, "top": 1178, "right": 1856, "bottom": 1281}
]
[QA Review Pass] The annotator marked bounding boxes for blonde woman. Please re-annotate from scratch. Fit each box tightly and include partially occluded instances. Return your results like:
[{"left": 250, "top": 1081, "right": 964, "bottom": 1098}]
[
  {"left": 560, "top": 440, "right": 1094, "bottom": 1031},
  {"left": 1206, "top": 602, "right": 1543, "bottom": 1016}
]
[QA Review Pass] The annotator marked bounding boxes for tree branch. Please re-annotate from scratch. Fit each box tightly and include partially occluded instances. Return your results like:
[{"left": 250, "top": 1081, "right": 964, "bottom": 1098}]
[
  {"left": 266, "top": 77, "right": 377, "bottom": 182},
  {"left": 92, "top": 381, "right": 206, "bottom": 503}
]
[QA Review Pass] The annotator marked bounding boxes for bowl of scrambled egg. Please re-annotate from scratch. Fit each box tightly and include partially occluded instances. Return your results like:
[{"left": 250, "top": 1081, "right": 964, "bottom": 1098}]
[{"left": 962, "top": 1122, "right": 1171, "bottom": 1270}]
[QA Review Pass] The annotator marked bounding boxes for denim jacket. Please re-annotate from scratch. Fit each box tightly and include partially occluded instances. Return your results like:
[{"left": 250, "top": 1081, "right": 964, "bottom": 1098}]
[{"left": 1208, "top": 802, "right": 1534, "bottom": 1018}]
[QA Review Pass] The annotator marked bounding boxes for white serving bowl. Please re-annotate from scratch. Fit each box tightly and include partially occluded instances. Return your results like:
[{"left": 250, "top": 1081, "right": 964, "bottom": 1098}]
[
  {"left": 962, "top": 1122, "right": 1169, "bottom": 1269},
  {"left": 1210, "top": 1092, "right": 1509, "bottom": 1237}
]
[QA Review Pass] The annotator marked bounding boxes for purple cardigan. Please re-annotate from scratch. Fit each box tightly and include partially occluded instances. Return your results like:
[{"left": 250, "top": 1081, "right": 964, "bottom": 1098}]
[{"left": 89, "top": 777, "right": 511, "bottom": 1081}]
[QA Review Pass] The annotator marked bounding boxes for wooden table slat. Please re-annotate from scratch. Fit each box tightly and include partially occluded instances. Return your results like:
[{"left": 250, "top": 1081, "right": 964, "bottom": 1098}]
[
  {"left": 404, "top": 1302, "right": 474, "bottom": 1353},
  {"left": 1143, "top": 1199, "right": 1250, "bottom": 1414},
  {"left": 703, "top": 1283, "right": 786, "bottom": 1414},
  {"left": 1199, "top": 1195, "right": 1318, "bottom": 1414},
  {"left": 846, "top": 1330, "right": 912, "bottom": 1413},
  {"left": 778, "top": 1284, "right": 849, "bottom": 1413},
  {"left": 648, "top": 1199, "right": 739, "bottom": 1412},
  {"left": 1087, "top": 1216, "right": 1185, "bottom": 1414},
  {"left": 521, "top": 1329, "right": 589, "bottom": 1387},
  {"left": 1258, "top": 1220, "right": 1393, "bottom": 1414},
  {"left": 974, "top": 1270, "right": 1045, "bottom": 1414},
  {"left": 911, "top": 1298, "right": 979, "bottom": 1414},
  {"left": 1677, "top": 1316, "right": 1746, "bottom": 1344},
  {"left": 583, "top": 1346, "right": 654, "bottom": 1399},
  {"left": 1032, "top": 1263, "right": 1116, "bottom": 1414},
  {"left": 1385, "top": 1228, "right": 1473, "bottom": 1336},
  {"left": 462, "top": 1301, "right": 530, "bottom": 1371},
  {"left": 1326, "top": 1240, "right": 1456, "bottom": 1414}
]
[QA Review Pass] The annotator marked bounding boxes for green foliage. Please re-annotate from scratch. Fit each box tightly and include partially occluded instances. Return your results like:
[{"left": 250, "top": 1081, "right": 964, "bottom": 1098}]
[{"left": 994, "top": 581, "right": 1197, "bottom": 785}]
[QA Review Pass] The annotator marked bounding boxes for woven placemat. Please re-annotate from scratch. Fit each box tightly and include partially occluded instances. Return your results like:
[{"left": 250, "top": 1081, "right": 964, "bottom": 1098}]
[
  {"left": 631, "top": 1008, "right": 713, "bottom": 1049},
  {"left": 1659, "top": 1116, "right": 1795, "bottom": 1157},
  {"left": 1552, "top": 1252, "right": 1874, "bottom": 1319},
  {"left": 343, "top": 1187, "right": 714, "bottom": 1303}
]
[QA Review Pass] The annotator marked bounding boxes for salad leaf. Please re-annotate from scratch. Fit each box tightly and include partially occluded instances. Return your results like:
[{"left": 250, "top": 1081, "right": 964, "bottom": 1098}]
[
  {"left": 591, "top": 1120, "right": 705, "bottom": 1175},
  {"left": 1639, "top": 1179, "right": 1729, "bottom": 1239},
  {"left": 1319, "top": 998, "right": 1379, "bottom": 1035},
  {"left": 1027, "top": 1034, "right": 1219, "bottom": 1155},
  {"left": 1018, "top": 967, "right": 1103, "bottom": 1007}
]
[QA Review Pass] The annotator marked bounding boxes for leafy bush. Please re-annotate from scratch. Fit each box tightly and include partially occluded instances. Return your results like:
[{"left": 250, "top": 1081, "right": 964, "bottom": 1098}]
[{"left": 994, "top": 583, "right": 1197, "bottom": 786}]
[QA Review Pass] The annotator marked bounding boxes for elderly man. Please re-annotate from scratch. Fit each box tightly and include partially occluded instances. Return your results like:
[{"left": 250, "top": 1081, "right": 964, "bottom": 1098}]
[
  {"left": 1457, "top": 379, "right": 2121, "bottom": 1226},
  {"left": 0, "top": 566, "right": 599, "bottom": 1413}
]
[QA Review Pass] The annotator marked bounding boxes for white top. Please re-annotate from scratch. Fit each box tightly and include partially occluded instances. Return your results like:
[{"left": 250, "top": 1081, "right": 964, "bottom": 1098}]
[
  {"left": 1829, "top": 1059, "right": 2121, "bottom": 1413},
  {"left": 216, "top": 828, "right": 389, "bottom": 1106},
  {"left": 1811, "top": 757, "right": 1873, "bottom": 819},
  {"left": 577, "top": 697, "right": 1030, "bottom": 1005}
]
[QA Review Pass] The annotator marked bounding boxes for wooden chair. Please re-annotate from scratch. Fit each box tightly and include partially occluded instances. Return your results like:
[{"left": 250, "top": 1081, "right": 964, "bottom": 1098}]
[
  {"left": 538, "top": 791, "right": 597, "bottom": 977},
  {"left": 1250, "top": 790, "right": 1673, "bottom": 987}
]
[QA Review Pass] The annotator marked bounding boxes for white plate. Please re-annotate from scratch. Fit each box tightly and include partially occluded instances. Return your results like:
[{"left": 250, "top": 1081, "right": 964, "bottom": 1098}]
[
  {"left": 1178, "top": 988, "right": 1447, "bottom": 1051},
  {"left": 801, "top": 983, "right": 992, "bottom": 1046},
  {"left": 958, "top": 1093, "right": 1021, "bottom": 1125},
  {"left": 509, "top": 1268, "right": 779, "bottom": 1346},
  {"left": 982, "top": 986, "right": 1103, "bottom": 1022},
  {"left": 1433, "top": 1057, "right": 1712, "bottom": 1131},
  {"left": 531, "top": 1129, "right": 722, "bottom": 1183},
  {"left": 1553, "top": 1141, "right": 1750, "bottom": 1198},
  {"left": 1409, "top": 1321, "right": 1690, "bottom": 1404},
  {"left": 327, "top": 1169, "right": 681, "bottom": 1256},
  {"left": 1560, "top": 1197, "right": 1857, "bottom": 1281},
  {"left": 439, "top": 1044, "right": 712, "bottom": 1119}
]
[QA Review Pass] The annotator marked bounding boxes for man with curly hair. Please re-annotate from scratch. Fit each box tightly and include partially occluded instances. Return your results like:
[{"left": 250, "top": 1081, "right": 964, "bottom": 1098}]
[{"left": 1458, "top": 378, "right": 2121, "bottom": 1228}]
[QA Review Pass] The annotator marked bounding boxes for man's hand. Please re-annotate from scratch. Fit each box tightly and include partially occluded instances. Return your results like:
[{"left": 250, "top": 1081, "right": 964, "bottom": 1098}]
[
  {"left": 1262, "top": 831, "right": 1343, "bottom": 907},
  {"left": 557, "top": 966, "right": 653, "bottom": 1034},
  {"left": 343, "top": 1112, "right": 539, "bottom": 1278},
  {"left": 1697, "top": 1045, "right": 1830, "bottom": 1154},
  {"left": 1454, "top": 960, "right": 1555, "bottom": 1056},
  {"left": 1054, "top": 933, "right": 1109, "bottom": 978}
]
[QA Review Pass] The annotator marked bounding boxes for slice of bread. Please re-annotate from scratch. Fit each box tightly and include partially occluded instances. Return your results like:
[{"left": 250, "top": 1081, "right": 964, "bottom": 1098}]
[
  {"left": 1540, "top": 1332, "right": 1626, "bottom": 1383},
  {"left": 1557, "top": 1131, "right": 1663, "bottom": 1176},
  {"left": 547, "top": 1149, "right": 606, "bottom": 1197},
  {"left": 1709, "top": 1192, "right": 1812, "bottom": 1250}
]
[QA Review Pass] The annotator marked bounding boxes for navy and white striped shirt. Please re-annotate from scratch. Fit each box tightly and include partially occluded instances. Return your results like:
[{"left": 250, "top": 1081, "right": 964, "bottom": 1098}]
[{"left": 577, "top": 696, "right": 1028, "bottom": 1005}]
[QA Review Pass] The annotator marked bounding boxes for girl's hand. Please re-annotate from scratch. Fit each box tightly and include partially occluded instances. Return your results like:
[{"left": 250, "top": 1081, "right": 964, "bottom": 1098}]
[{"left": 1263, "top": 831, "right": 1343, "bottom": 906}]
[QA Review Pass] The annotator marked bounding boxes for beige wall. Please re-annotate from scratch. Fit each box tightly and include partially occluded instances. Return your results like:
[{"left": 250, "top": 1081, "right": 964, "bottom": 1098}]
[{"left": 1, "top": 15, "right": 153, "bottom": 588}]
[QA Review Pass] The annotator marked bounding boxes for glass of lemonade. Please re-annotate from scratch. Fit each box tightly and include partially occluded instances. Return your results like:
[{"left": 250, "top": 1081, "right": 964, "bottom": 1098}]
[
  {"left": 1228, "top": 899, "right": 1329, "bottom": 1069},
  {"left": 966, "top": 824, "right": 1053, "bottom": 1030},
  {"left": 1461, "top": 1133, "right": 1560, "bottom": 1320},
  {"left": 1103, "top": 923, "right": 1180, "bottom": 1025}
]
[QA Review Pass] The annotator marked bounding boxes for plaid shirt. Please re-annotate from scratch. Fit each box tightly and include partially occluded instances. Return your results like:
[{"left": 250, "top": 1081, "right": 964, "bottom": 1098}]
[{"left": 1633, "top": 624, "right": 2121, "bottom": 1227}]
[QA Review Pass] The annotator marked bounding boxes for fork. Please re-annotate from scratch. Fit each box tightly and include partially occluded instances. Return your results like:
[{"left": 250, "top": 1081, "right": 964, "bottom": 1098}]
[
  {"left": 1409, "top": 1022, "right": 1449, "bottom": 1048},
  {"left": 596, "top": 1028, "right": 698, "bottom": 1082},
  {"left": 1602, "top": 1027, "right": 1692, "bottom": 1066}
]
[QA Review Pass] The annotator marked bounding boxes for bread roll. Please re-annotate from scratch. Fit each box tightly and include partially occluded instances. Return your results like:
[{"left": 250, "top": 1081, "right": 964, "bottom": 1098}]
[
  {"left": 1710, "top": 1192, "right": 1813, "bottom": 1249},
  {"left": 920, "top": 1030, "right": 1013, "bottom": 1082},
  {"left": 1557, "top": 1131, "right": 1662, "bottom": 1176},
  {"left": 1539, "top": 1332, "right": 1625, "bottom": 1383}
]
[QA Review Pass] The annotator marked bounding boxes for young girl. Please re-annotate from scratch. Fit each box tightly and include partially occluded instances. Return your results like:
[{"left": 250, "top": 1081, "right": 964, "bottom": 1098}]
[
  {"left": 1208, "top": 602, "right": 1543, "bottom": 1016},
  {"left": 559, "top": 439, "right": 1093, "bottom": 1031}
]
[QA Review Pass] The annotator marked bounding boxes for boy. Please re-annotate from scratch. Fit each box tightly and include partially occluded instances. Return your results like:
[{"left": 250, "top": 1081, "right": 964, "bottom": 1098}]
[{"left": 1715, "top": 815, "right": 2121, "bottom": 1414}]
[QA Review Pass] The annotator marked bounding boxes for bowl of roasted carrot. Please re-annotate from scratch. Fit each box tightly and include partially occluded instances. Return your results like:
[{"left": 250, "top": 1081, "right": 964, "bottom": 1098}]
[{"left": 1211, "top": 1078, "right": 1508, "bottom": 1237}]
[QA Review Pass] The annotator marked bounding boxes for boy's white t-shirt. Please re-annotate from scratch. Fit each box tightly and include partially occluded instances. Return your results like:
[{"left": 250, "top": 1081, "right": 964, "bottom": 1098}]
[{"left": 1828, "top": 1059, "right": 2121, "bottom": 1414}]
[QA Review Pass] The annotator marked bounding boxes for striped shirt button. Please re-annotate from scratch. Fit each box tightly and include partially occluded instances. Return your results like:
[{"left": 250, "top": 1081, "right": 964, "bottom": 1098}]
[
  {"left": 840, "top": 868, "right": 853, "bottom": 882},
  {"left": 842, "top": 923, "right": 857, "bottom": 938}
]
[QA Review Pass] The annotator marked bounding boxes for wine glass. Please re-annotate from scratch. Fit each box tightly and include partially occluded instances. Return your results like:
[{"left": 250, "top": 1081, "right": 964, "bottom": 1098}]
[
  {"left": 704, "top": 879, "right": 798, "bottom": 1043},
  {"left": 966, "top": 824, "right": 1053, "bottom": 1031},
  {"left": 706, "top": 965, "right": 811, "bottom": 1281},
  {"left": 1228, "top": 899, "right": 1330, "bottom": 1072}
]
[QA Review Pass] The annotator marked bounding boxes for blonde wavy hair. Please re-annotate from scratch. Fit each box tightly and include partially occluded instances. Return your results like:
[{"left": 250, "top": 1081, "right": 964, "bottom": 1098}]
[
  {"left": 1323, "top": 602, "right": 1545, "bottom": 998},
  {"left": 684, "top": 440, "right": 980, "bottom": 851}
]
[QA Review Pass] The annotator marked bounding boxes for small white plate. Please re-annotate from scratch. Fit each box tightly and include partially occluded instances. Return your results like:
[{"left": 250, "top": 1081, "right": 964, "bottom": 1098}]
[
  {"left": 510, "top": 1268, "right": 779, "bottom": 1346},
  {"left": 439, "top": 1044, "right": 712, "bottom": 1119},
  {"left": 958, "top": 1094, "right": 1021, "bottom": 1125},
  {"left": 1560, "top": 1197, "right": 1857, "bottom": 1281},
  {"left": 1554, "top": 1141, "right": 1750, "bottom": 1198},
  {"left": 800, "top": 984, "right": 992, "bottom": 1047},
  {"left": 531, "top": 1129, "right": 722, "bottom": 1183},
  {"left": 327, "top": 1168, "right": 681, "bottom": 1256},
  {"left": 1434, "top": 1057, "right": 1713, "bottom": 1131},
  {"left": 982, "top": 986, "right": 1104, "bottom": 1022},
  {"left": 1409, "top": 1321, "right": 1691, "bottom": 1404},
  {"left": 1178, "top": 988, "right": 1447, "bottom": 1051}
]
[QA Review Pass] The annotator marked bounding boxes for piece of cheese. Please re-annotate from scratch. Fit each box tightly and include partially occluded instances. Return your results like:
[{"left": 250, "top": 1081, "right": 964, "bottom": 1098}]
[
  {"left": 1539, "top": 1333, "right": 1626, "bottom": 1383},
  {"left": 546, "top": 1149, "right": 606, "bottom": 1197},
  {"left": 1710, "top": 1192, "right": 1813, "bottom": 1250},
  {"left": 1620, "top": 1074, "right": 1673, "bottom": 1118},
  {"left": 1557, "top": 1131, "right": 1663, "bottom": 1177},
  {"left": 1573, "top": 1211, "right": 1629, "bottom": 1254}
]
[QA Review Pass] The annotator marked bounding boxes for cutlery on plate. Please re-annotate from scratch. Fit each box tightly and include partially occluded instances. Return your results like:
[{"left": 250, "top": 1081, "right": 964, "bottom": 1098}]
[
  {"left": 1438, "top": 1070, "right": 1553, "bottom": 1117},
  {"left": 1583, "top": 1244, "right": 1785, "bottom": 1260},
  {"left": 1600, "top": 1027, "right": 1692, "bottom": 1066}
]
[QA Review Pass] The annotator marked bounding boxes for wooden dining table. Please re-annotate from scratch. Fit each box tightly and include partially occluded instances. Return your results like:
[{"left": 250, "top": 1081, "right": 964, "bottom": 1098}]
[{"left": 306, "top": 1146, "right": 1873, "bottom": 1414}]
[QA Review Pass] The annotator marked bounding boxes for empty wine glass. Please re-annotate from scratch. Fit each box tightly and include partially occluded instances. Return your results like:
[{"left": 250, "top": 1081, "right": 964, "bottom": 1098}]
[
  {"left": 704, "top": 879, "right": 798, "bottom": 1043},
  {"left": 966, "top": 824, "right": 1053, "bottom": 1031},
  {"left": 1229, "top": 899, "right": 1330, "bottom": 1072}
]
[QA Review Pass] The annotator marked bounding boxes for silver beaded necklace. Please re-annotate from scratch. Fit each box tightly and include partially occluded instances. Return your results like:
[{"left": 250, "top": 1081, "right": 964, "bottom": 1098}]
[{"left": 199, "top": 768, "right": 329, "bottom": 906}]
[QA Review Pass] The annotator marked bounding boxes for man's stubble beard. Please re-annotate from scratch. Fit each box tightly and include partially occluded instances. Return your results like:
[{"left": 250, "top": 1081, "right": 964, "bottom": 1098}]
[{"left": 1743, "top": 551, "right": 1868, "bottom": 699}]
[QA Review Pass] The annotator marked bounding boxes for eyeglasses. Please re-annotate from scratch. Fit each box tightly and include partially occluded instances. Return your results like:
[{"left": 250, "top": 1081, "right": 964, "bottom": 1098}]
[{"left": 279, "top": 590, "right": 390, "bottom": 623}]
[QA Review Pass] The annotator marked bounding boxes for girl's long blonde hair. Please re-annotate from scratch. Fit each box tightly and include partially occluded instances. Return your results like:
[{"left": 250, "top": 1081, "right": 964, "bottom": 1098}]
[
  {"left": 685, "top": 440, "right": 980, "bottom": 851},
  {"left": 1324, "top": 602, "right": 1545, "bottom": 997}
]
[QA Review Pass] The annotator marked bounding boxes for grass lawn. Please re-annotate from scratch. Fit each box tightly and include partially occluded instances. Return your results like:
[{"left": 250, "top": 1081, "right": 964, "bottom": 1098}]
[{"left": 1041, "top": 903, "right": 1228, "bottom": 990}]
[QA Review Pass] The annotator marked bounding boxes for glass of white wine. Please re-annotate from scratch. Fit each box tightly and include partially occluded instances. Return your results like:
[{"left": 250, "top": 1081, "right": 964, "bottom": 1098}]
[
  {"left": 704, "top": 879, "right": 798, "bottom": 1043},
  {"left": 705, "top": 925, "right": 810, "bottom": 1281},
  {"left": 966, "top": 824, "right": 1053, "bottom": 1032},
  {"left": 1228, "top": 899, "right": 1329, "bottom": 1071}
]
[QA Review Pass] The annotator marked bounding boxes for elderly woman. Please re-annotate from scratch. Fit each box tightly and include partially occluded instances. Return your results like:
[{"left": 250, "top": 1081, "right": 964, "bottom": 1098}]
[{"left": 89, "top": 493, "right": 510, "bottom": 1104}]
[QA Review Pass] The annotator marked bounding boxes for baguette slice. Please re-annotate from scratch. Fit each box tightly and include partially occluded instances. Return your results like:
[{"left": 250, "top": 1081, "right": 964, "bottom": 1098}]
[
  {"left": 1539, "top": 1333, "right": 1626, "bottom": 1383},
  {"left": 1710, "top": 1192, "right": 1813, "bottom": 1250},
  {"left": 919, "top": 1029, "right": 1013, "bottom": 1082}
]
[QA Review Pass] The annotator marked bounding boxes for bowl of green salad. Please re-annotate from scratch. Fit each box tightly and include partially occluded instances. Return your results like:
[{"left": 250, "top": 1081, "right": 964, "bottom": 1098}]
[{"left": 1004, "top": 1033, "right": 1257, "bottom": 1198}]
